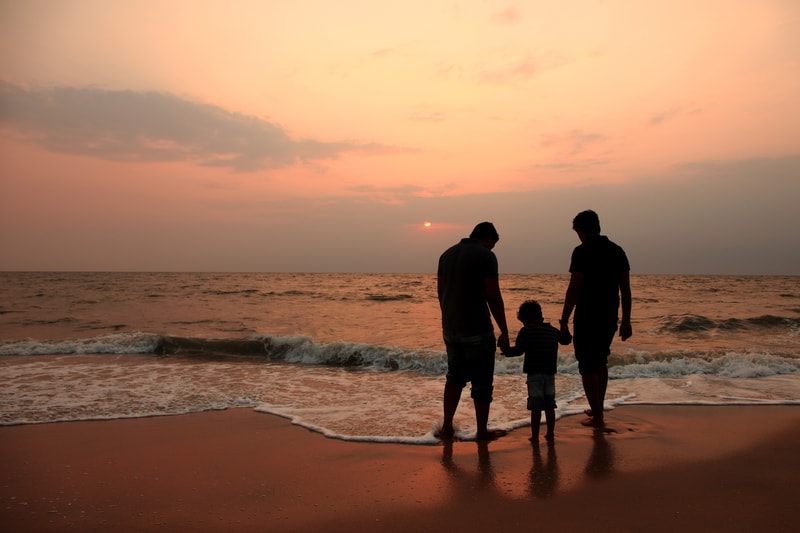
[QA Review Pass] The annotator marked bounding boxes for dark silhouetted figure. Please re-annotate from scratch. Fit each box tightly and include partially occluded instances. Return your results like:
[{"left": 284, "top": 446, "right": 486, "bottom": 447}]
[
  {"left": 501, "top": 300, "right": 569, "bottom": 442},
  {"left": 559, "top": 210, "right": 632, "bottom": 427},
  {"left": 437, "top": 222, "right": 509, "bottom": 441}
]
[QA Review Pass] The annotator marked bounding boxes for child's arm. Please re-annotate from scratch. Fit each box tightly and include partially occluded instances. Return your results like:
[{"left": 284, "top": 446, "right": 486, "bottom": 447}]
[
  {"left": 500, "top": 328, "right": 526, "bottom": 357},
  {"left": 501, "top": 344, "right": 524, "bottom": 357}
]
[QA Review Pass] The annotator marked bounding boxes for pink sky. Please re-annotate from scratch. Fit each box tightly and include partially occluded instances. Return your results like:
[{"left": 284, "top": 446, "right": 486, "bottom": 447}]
[{"left": 1, "top": 1, "right": 798, "bottom": 273}]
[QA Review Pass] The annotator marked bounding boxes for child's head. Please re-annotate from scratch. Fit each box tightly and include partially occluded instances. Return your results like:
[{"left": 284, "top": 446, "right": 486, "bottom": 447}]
[{"left": 517, "top": 300, "right": 543, "bottom": 325}]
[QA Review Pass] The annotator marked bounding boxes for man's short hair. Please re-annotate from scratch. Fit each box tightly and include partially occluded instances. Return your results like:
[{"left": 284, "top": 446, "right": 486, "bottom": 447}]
[
  {"left": 573, "top": 210, "right": 601, "bottom": 234},
  {"left": 470, "top": 222, "right": 499, "bottom": 242}
]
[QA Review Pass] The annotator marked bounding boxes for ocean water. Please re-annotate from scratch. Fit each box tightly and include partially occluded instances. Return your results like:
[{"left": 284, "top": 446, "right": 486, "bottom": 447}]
[{"left": 1, "top": 272, "right": 798, "bottom": 443}]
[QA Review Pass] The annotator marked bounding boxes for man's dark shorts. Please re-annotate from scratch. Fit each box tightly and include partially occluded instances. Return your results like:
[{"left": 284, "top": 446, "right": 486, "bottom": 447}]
[
  {"left": 573, "top": 319, "right": 617, "bottom": 375},
  {"left": 444, "top": 332, "right": 496, "bottom": 403}
]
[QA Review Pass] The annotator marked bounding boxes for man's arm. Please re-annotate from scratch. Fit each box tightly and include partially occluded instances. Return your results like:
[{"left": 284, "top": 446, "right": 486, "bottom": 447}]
[
  {"left": 618, "top": 270, "right": 632, "bottom": 340},
  {"left": 559, "top": 271, "right": 583, "bottom": 331},
  {"left": 483, "top": 277, "right": 509, "bottom": 347}
]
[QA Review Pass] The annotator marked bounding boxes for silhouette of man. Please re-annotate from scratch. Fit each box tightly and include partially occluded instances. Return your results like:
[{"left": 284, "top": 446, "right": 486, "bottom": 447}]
[
  {"left": 437, "top": 222, "right": 509, "bottom": 441},
  {"left": 559, "top": 210, "right": 632, "bottom": 427}
]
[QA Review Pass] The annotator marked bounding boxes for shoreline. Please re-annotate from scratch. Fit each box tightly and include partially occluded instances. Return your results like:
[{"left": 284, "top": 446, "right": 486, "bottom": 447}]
[{"left": 2, "top": 405, "right": 798, "bottom": 532}]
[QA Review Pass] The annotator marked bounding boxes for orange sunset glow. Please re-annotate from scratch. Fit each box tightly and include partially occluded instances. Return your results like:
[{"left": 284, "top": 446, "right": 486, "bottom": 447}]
[{"left": 0, "top": 1, "right": 798, "bottom": 274}]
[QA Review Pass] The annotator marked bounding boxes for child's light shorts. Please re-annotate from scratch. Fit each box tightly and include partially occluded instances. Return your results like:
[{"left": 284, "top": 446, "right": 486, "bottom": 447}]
[{"left": 526, "top": 373, "right": 556, "bottom": 411}]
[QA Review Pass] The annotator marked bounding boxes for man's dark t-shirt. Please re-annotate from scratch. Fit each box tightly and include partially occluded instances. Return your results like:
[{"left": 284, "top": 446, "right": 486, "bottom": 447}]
[
  {"left": 569, "top": 235, "right": 630, "bottom": 326},
  {"left": 438, "top": 238, "right": 498, "bottom": 338}
]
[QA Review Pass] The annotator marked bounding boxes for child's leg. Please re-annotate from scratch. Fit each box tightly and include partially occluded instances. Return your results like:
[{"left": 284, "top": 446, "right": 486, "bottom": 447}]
[
  {"left": 530, "top": 410, "right": 542, "bottom": 441},
  {"left": 527, "top": 375, "right": 546, "bottom": 442},
  {"left": 544, "top": 407, "right": 556, "bottom": 441}
]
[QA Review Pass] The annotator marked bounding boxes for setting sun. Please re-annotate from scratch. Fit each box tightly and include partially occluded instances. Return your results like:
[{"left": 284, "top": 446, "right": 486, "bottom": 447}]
[{"left": 423, "top": 221, "right": 431, "bottom": 228}]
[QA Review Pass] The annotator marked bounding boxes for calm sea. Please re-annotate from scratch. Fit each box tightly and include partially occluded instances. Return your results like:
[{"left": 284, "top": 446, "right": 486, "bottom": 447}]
[{"left": 1, "top": 272, "right": 798, "bottom": 442}]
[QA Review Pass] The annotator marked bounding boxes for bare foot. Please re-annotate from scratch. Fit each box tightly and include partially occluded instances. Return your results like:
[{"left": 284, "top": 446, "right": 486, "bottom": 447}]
[
  {"left": 544, "top": 432, "right": 555, "bottom": 442},
  {"left": 584, "top": 409, "right": 593, "bottom": 417},
  {"left": 476, "top": 428, "right": 507, "bottom": 441},
  {"left": 434, "top": 423, "right": 455, "bottom": 440},
  {"left": 581, "top": 417, "right": 605, "bottom": 428}
]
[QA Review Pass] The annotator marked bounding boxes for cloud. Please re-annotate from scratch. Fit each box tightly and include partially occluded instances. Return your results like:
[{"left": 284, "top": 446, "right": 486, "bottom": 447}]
[
  {"left": 344, "top": 183, "right": 431, "bottom": 205},
  {"left": 539, "top": 129, "right": 608, "bottom": 156},
  {"left": 347, "top": 184, "right": 425, "bottom": 195},
  {"left": 0, "top": 81, "right": 396, "bottom": 172},
  {"left": 649, "top": 105, "right": 702, "bottom": 126},
  {"left": 530, "top": 158, "right": 612, "bottom": 173},
  {"left": 477, "top": 51, "right": 571, "bottom": 84}
]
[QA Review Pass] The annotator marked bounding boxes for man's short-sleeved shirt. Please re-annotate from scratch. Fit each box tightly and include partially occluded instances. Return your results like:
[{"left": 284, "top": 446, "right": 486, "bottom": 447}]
[
  {"left": 438, "top": 238, "right": 498, "bottom": 338},
  {"left": 569, "top": 235, "right": 630, "bottom": 323}
]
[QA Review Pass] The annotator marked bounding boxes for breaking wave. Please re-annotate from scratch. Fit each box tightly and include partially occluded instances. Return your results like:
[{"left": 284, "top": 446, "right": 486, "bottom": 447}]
[
  {"left": 1, "top": 333, "right": 797, "bottom": 379},
  {"left": 657, "top": 314, "right": 800, "bottom": 333}
]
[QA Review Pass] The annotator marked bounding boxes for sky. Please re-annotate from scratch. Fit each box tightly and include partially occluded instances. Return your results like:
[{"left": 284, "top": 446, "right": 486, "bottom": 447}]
[{"left": 1, "top": 0, "right": 798, "bottom": 274}]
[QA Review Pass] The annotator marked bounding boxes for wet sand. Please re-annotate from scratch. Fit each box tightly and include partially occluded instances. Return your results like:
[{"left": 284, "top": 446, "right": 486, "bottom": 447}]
[{"left": 2, "top": 405, "right": 798, "bottom": 532}]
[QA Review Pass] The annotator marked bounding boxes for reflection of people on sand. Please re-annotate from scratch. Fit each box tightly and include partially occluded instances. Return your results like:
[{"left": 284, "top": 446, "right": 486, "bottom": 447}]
[
  {"left": 437, "top": 222, "right": 510, "bottom": 441},
  {"left": 528, "top": 442, "right": 559, "bottom": 499},
  {"left": 559, "top": 210, "right": 632, "bottom": 428},
  {"left": 439, "top": 433, "right": 607, "bottom": 502},
  {"left": 441, "top": 441, "right": 497, "bottom": 492},
  {"left": 584, "top": 429, "right": 616, "bottom": 479}
]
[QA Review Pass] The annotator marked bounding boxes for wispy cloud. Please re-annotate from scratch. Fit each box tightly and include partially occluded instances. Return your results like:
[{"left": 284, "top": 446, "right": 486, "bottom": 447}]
[
  {"left": 0, "top": 82, "right": 397, "bottom": 172},
  {"left": 539, "top": 129, "right": 607, "bottom": 156},
  {"left": 345, "top": 183, "right": 430, "bottom": 204},
  {"left": 649, "top": 105, "right": 702, "bottom": 126},
  {"left": 530, "top": 158, "right": 612, "bottom": 173},
  {"left": 477, "top": 51, "right": 571, "bottom": 84}
]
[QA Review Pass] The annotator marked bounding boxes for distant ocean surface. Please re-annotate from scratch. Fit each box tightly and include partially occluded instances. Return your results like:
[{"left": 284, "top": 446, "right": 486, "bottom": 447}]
[{"left": 1, "top": 272, "right": 798, "bottom": 443}]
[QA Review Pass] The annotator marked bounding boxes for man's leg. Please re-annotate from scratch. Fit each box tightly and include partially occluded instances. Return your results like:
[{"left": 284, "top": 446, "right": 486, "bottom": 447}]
[
  {"left": 471, "top": 335, "right": 506, "bottom": 441},
  {"left": 599, "top": 363, "right": 608, "bottom": 406},
  {"left": 530, "top": 409, "right": 542, "bottom": 441},
  {"left": 544, "top": 408, "right": 555, "bottom": 441},
  {"left": 581, "top": 364, "right": 608, "bottom": 427},
  {"left": 474, "top": 399, "right": 489, "bottom": 435},
  {"left": 473, "top": 400, "right": 506, "bottom": 441},
  {"left": 439, "top": 338, "right": 464, "bottom": 440},
  {"left": 576, "top": 323, "right": 613, "bottom": 426},
  {"left": 440, "top": 381, "right": 462, "bottom": 438}
]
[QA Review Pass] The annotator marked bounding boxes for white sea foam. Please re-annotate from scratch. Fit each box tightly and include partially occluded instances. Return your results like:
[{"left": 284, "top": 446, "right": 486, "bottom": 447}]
[
  {"left": 1, "top": 354, "right": 798, "bottom": 442},
  {"left": 0, "top": 333, "right": 161, "bottom": 356}
]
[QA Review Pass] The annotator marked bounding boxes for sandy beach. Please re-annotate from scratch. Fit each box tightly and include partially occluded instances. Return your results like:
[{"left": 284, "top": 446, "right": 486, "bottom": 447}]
[{"left": 2, "top": 405, "right": 798, "bottom": 532}]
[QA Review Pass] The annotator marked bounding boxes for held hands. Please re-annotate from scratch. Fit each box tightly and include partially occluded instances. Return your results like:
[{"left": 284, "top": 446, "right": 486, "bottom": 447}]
[
  {"left": 497, "top": 334, "right": 514, "bottom": 357},
  {"left": 497, "top": 332, "right": 510, "bottom": 350},
  {"left": 619, "top": 319, "right": 633, "bottom": 341},
  {"left": 558, "top": 323, "right": 572, "bottom": 346}
]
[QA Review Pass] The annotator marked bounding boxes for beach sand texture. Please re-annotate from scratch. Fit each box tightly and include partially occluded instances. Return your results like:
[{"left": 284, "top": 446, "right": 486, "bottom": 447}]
[{"left": 2, "top": 405, "right": 798, "bottom": 532}]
